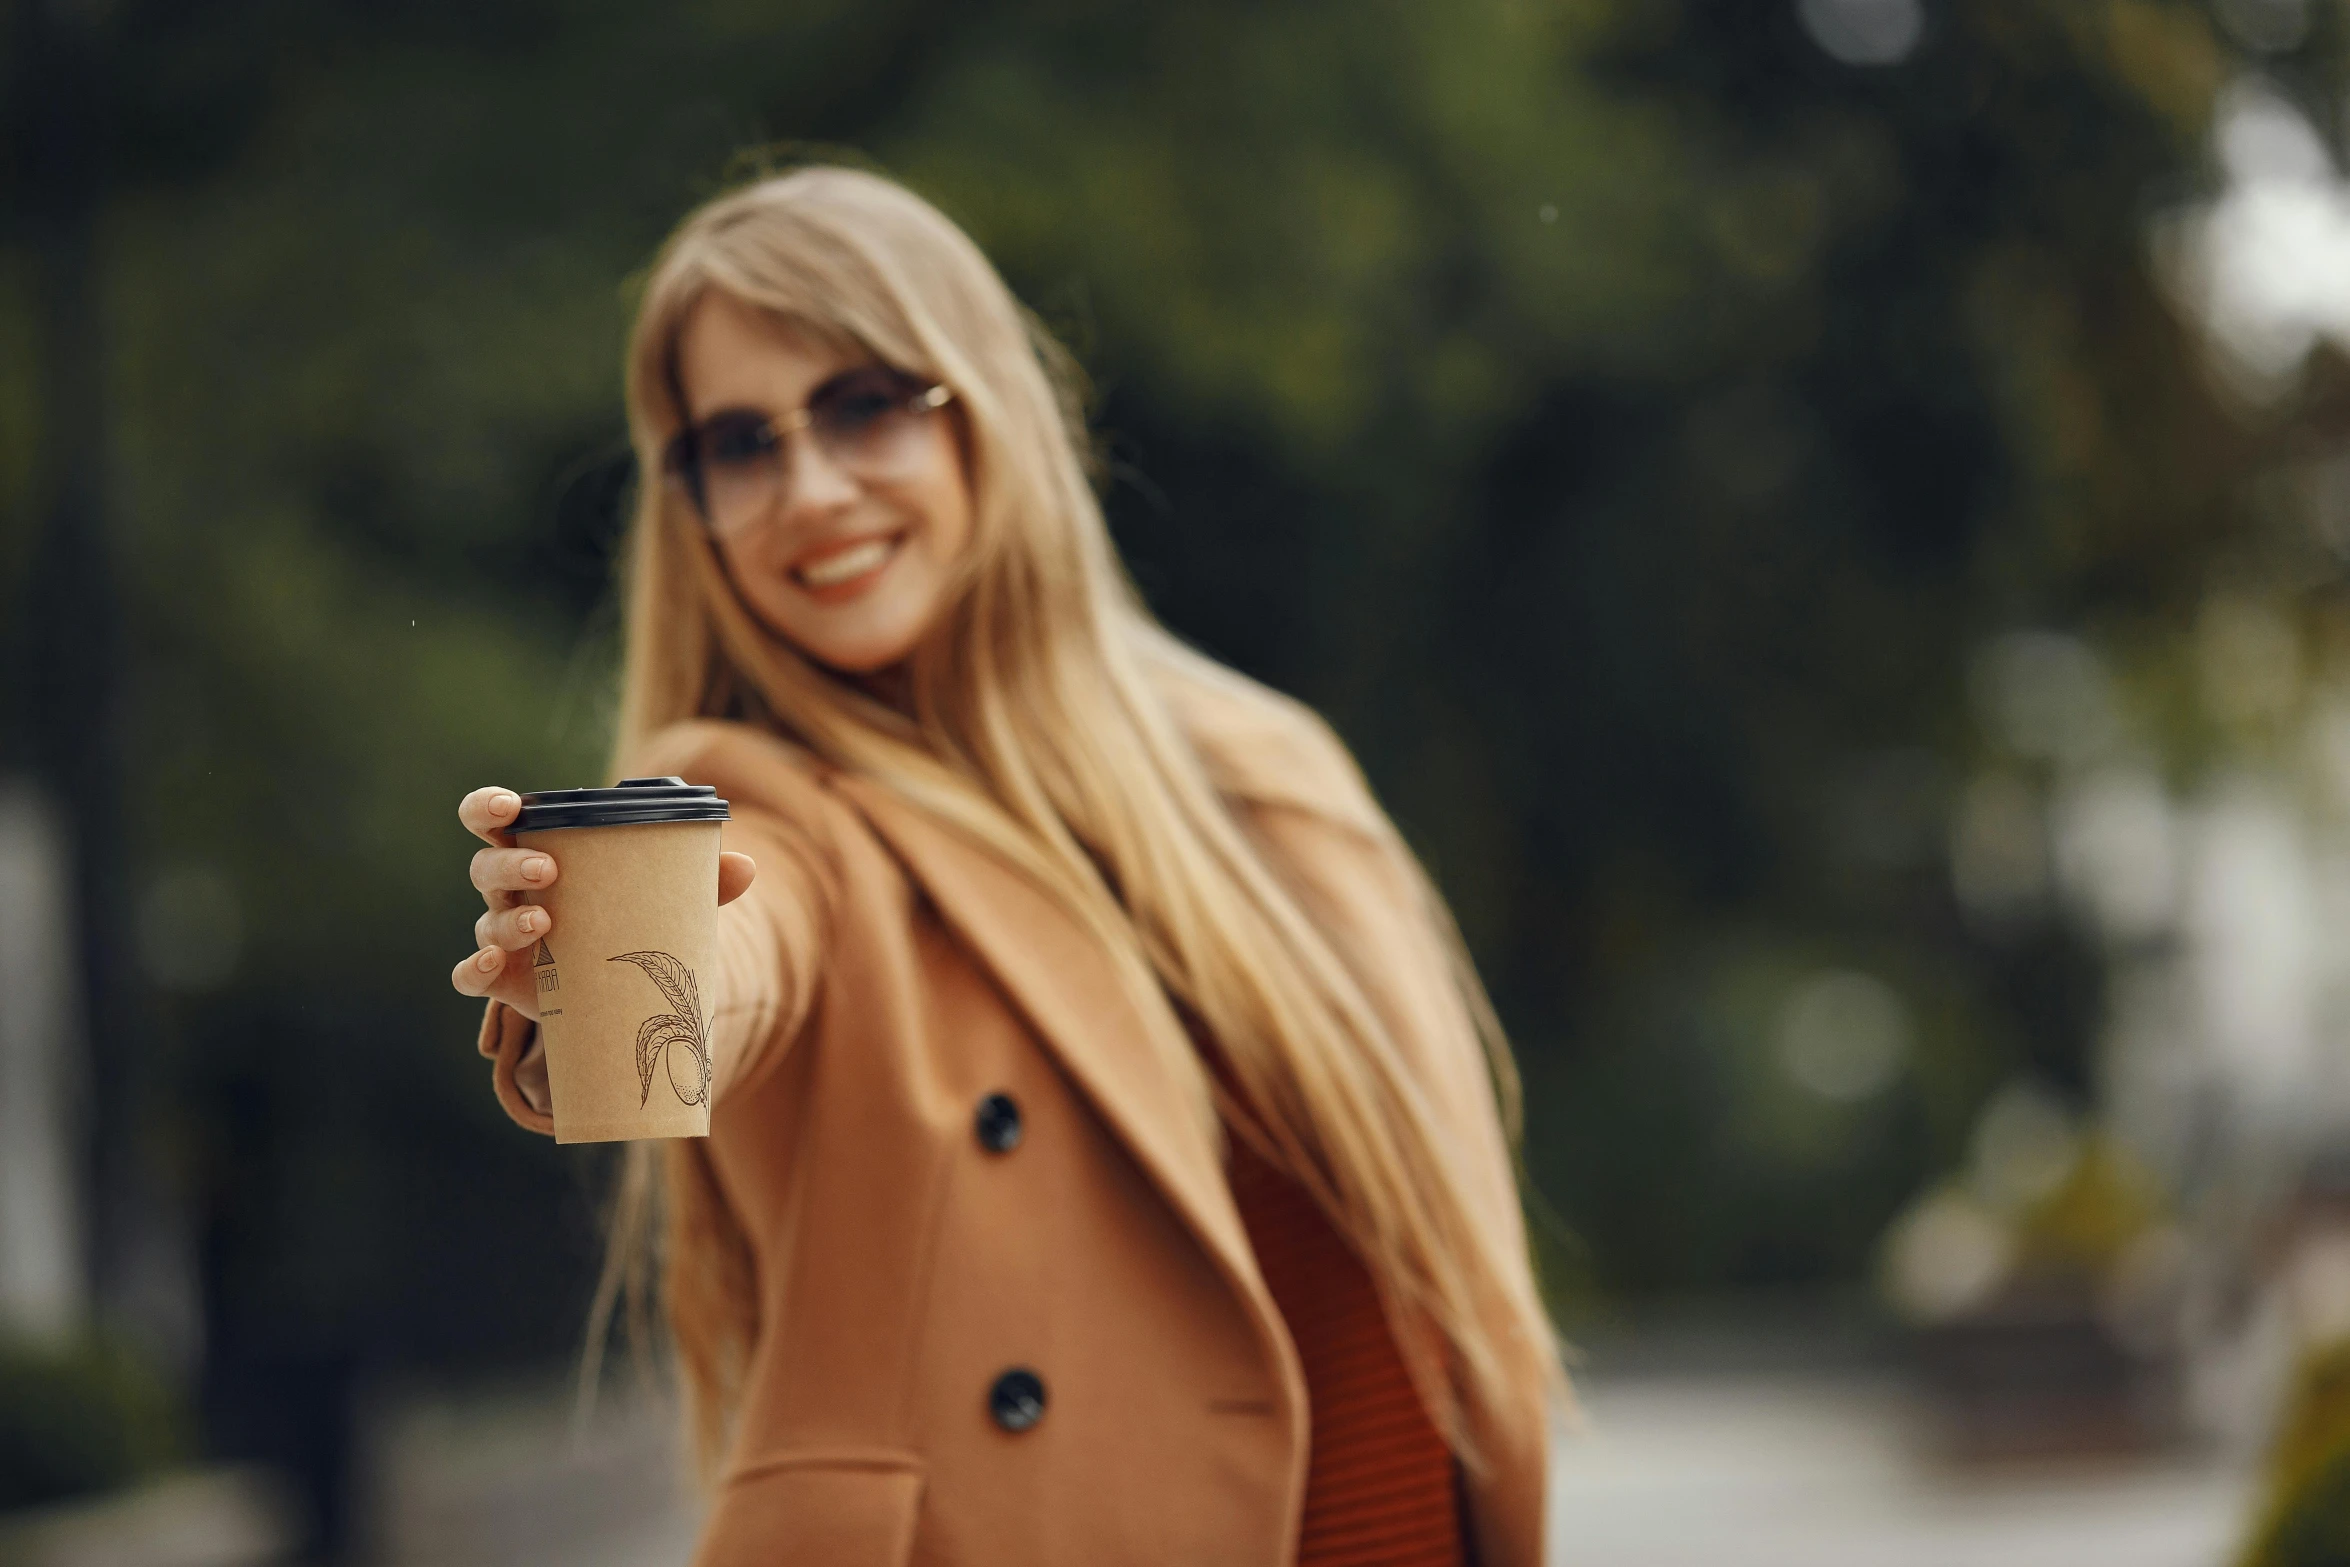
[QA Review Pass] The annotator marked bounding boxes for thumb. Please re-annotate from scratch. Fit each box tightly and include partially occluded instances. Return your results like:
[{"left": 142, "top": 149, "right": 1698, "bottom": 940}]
[{"left": 717, "top": 851, "right": 758, "bottom": 906}]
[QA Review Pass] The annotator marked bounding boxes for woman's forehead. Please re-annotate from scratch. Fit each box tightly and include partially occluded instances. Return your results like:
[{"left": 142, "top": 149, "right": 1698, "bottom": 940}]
[{"left": 675, "top": 289, "right": 866, "bottom": 417}]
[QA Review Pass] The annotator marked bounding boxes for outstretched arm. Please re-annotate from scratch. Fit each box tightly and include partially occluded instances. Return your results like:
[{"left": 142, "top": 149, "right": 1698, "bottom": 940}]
[{"left": 451, "top": 730, "right": 840, "bottom": 1133}]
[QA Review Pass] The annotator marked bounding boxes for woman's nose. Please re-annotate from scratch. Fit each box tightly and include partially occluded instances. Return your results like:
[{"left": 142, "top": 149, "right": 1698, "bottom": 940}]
[{"left": 776, "top": 435, "right": 861, "bottom": 516}]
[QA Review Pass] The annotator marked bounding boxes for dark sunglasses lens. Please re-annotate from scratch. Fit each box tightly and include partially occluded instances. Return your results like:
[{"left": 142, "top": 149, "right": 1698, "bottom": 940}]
[
  {"left": 812, "top": 369, "right": 921, "bottom": 451},
  {"left": 679, "top": 413, "right": 783, "bottom": 533},
  {"left": 702, "top": 412, "right": 779, "bottom": 468}
]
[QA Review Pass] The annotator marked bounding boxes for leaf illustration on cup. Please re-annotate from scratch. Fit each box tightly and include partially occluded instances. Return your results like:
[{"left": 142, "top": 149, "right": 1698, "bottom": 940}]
[{"left": 608, "top": 950, "right": 711, "bottom": 1109}]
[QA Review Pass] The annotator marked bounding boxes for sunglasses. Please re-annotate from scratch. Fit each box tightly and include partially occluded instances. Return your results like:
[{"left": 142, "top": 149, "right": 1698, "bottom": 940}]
[{"left": 662, "top": 364, "right": 954, "bottom": 538}]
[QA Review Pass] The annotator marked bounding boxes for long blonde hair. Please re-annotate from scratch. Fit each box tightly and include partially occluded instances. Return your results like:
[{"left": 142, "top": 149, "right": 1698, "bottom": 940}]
[{"left": 591, "top": 165, "right": 1560, "bottom": 1474}]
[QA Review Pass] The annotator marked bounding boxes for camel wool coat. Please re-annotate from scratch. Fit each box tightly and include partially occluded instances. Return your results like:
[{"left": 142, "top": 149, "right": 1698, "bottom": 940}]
[{"left": 478, "top": 677, "right": 1554, "bottom": 1566}]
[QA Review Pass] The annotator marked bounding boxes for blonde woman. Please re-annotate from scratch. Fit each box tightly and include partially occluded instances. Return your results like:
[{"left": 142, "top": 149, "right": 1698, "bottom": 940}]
[{"left": 450, "top": 167, "right": 1565, "bottom": 1566}]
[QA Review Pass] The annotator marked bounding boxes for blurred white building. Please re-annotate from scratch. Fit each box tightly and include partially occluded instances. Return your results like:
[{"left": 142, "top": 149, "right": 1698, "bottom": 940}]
[{"left": 0, "top": 781, "right": 86, "bottom": 1343}]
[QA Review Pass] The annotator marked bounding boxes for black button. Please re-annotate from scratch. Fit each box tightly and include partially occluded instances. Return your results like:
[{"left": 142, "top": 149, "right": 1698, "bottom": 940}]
[
  {"left": 988, "top": 1368, "right": 1047, "bottom": 1433},
  {"left": 974, "top": 1092, "right": 1023, "bottom": 1153}
]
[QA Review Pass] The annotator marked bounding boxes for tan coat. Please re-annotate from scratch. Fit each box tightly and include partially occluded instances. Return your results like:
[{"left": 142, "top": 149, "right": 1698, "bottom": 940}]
[{"left": 479, "top": 681, "right": 1553, "bottom": 1566}]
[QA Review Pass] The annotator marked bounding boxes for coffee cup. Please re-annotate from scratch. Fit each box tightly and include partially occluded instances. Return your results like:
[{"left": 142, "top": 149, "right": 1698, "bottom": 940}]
[{"left": 513, "top": 776, "right": 730, "bottom": 1143}]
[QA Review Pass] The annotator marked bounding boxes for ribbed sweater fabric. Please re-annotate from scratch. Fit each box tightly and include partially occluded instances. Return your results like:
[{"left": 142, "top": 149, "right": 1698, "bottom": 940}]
[{"left": 1223, "top": 1131, "right": 1467, "bottom": 1566}]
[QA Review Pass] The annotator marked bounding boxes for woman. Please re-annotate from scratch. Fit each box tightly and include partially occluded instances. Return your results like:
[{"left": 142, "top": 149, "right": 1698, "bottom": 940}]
[{"left": 451, "top": 166, "right": 1564, "bottom": 1566}]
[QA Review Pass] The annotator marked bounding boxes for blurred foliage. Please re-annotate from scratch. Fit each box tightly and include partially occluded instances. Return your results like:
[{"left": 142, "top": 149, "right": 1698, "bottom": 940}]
[
  {"left": 3, "top": 0, "right": 2344, "bottom": 1472},
  {"left": 0, "top": 1334, "right": 181, "bottom": 1511},
  {"left": 2244, "top": 1337, "right": 2350, "bottom": 1567},
  {"left": 2011, "top": 1134, "right": 2164, "bottom": 1277}
]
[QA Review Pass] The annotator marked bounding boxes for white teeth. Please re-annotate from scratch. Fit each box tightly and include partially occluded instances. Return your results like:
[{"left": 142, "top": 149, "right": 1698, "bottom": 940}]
[{"left": 797, "top": 538, "right": 894, "bottom": 588}]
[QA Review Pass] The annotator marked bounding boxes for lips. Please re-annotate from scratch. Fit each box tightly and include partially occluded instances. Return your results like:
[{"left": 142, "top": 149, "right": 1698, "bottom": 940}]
[{"left": 791, "top": 533, "right": 902, "bottom": 596}]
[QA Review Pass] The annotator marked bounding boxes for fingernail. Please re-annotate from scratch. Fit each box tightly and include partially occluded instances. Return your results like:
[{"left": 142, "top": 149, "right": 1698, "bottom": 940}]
[
  {"left": 519, "top": 908, "right": 543, "bottom": 934},
  {"left": 493, "top": 792, "right": 520, "bottom": 816},
  {"left": 521, "top": 855, "right": 550, "bottom": 882},
  {"left": 475, "top": 948, "right": 498, "bottom": 972}
]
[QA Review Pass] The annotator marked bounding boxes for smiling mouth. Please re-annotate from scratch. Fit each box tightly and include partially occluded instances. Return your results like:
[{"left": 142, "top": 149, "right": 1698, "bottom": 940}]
[{"left": 792, "top": 534, "right": 902, "bottom": 593}]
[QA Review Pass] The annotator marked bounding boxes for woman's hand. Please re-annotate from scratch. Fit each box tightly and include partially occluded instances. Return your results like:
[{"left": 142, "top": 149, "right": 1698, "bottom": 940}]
[{"left": 448, "top": 785, "right": 759, "bottom": 1015}]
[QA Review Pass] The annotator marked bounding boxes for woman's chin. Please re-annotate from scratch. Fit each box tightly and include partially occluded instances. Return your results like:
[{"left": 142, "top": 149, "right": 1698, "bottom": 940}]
[
  {"left": 740, "top": 576, "right": 944, "bottom": 678},
  {"left": 815, "top": 644, "right": 916, "bottom": 677},
  {"left": 785, "top": 614, "right": 930, "bottom": 677}
]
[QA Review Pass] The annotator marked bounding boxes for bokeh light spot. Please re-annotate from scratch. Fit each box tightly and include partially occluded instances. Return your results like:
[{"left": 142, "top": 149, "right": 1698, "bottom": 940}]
[
  {"left": 1775, "top": 970, "right": 1913, "bottom": 1102},
  {"left": 1796, "top": 0, "right": 1925, "bottom": 68}
]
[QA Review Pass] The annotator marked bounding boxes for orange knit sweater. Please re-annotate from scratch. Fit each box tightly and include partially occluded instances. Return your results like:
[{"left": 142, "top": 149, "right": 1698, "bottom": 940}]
[{"left": 1223, "top": 1131, "right": 1467, "bottom": 1566}]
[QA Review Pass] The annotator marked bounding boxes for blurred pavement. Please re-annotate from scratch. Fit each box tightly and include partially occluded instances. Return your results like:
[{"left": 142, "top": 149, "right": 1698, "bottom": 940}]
[
  {"left": 1549, "top": 1371, "right": 2254, "bottom": 1567},
  {"left": 0, "top": 1366, "right": 2261, "bottom": 1564},
  {"left": 366, "top": 1381, "right": 701, "bottom": 1567}
]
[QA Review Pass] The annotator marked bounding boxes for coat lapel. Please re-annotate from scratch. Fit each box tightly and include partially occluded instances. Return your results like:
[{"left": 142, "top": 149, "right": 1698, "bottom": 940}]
[{"left": 827, "top": 774, "right": 1276, "bottom": 1321}]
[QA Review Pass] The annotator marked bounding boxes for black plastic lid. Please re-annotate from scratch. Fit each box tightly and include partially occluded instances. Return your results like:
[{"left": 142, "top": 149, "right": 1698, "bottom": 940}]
[{"left": 512, "top": 776, "right": 730, "bottom": 832}]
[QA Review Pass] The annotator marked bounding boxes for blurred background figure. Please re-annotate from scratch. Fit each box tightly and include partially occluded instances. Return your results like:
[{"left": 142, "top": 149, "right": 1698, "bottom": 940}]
[{"left": 11, "top": 0, "right": 2350, "bottom": 1562}]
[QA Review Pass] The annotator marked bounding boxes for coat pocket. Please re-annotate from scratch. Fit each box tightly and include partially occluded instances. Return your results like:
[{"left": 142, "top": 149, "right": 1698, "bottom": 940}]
[{"left": 693, "top": 1449, "right": 924, "bottom": 1567}]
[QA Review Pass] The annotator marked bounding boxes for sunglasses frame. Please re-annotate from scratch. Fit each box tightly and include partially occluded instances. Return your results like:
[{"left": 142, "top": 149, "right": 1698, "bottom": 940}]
[{"left": 662, "top": 369, "right": 954, "bottom": 529}]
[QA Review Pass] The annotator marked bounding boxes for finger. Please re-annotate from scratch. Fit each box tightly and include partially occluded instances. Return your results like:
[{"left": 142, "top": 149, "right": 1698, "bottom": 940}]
[
  {"left": 452, "top": 944, "right": 506, "bottom": 997},
  {"left": 452, "top": 944, "right": 538, "bottom": 1014},
  {"left": 717, "top": 851, "right": 758, "bottom": 907},
  {"left": 474, "top": 902, "right": 552, "bottom": 952},
  {"left": 460, "top": 787, "right": 524, "bottom": 847},
  {"left": 470, "top": 845, "right": 559, "bottom": 899}
]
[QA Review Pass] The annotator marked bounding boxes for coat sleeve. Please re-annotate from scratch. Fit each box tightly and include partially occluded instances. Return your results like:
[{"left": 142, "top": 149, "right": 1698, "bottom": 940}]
[
  {"left": 1174, "top": 668, "right": 1521, "bottom": 1219},
  {"left": 478, "top": 721, "right": 841, "bottom": 1136},
  {"left": 1234, "top": 798, "right": 1524, "bottom": 1228}
]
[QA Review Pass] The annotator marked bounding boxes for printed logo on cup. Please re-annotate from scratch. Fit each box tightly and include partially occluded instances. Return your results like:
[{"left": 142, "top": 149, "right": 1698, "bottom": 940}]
[{"left": 610, "top": 949, "right": 711, "bottom": 1109}]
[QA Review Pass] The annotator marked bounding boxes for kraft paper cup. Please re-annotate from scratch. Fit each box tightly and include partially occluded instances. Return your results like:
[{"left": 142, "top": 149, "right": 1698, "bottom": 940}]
[{"left": 512, "top": 776, "right": 729, "bottom": 1143}]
